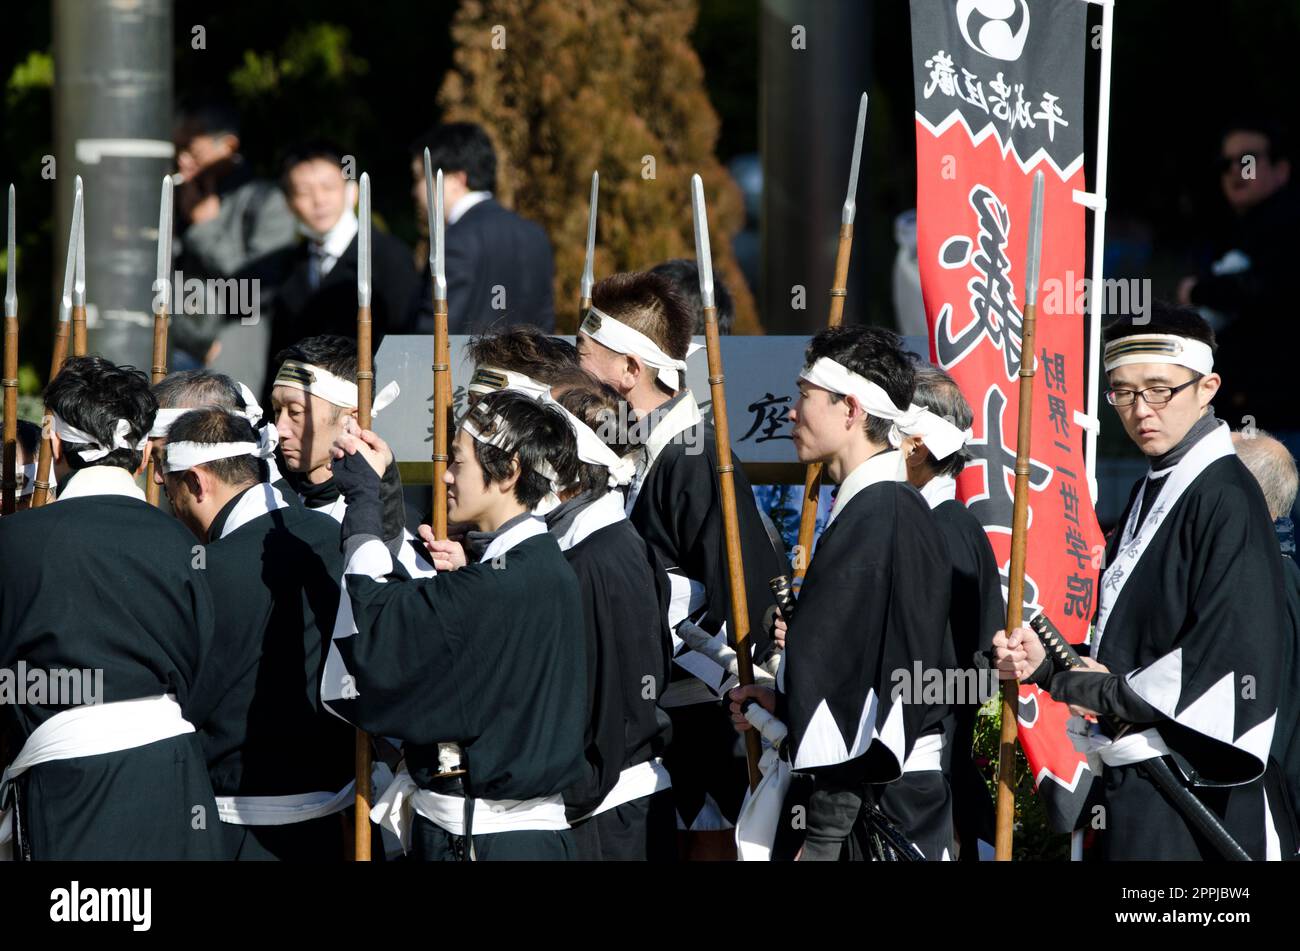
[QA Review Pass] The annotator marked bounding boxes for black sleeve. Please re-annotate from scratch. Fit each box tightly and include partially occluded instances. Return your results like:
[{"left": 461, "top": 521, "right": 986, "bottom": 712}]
[{"left": 1048, "top": 670, "right": 1163, "bottom": 724}]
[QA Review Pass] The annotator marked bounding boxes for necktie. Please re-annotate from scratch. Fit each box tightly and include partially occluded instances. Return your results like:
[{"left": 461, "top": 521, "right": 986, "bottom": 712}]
[{"left": 307, "top": 244, "right": 325, "bottom": 290}]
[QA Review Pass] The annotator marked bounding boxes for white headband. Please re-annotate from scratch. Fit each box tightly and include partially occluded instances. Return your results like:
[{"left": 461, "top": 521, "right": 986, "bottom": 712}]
[
  {"left": 164, "top": 440, "right": 264, "bottom": 473},
  {"left": 50, "top": 413, "right": 148, "bottom": 462},
  {"left": 800, "top": 358, "right": 969, "bottom": 457},
  {"left": 461, "top": 403, "right": 563, "bottom": 492},
  {"left": 1103, "top": 334, "right": 1214, "bottom": 375},
  {"left": 467, "top": 366, "right": 551, "bottom": 399},
  {"left": 580, "top": 306, "right": 703, "bottom": 391},
  {"left": 273, "top": 360, "right": 400, "bottom": 415},
  {"left": 540, "top": 390, "right": 637, "bottom": 488},
  {"left": 149, "top": 408, "right": 190, "bottom": 439}
]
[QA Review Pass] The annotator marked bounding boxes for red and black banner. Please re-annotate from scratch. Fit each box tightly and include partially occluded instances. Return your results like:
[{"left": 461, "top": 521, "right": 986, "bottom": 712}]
[{"left": 909, "top": 0, "right": 1104, "bottom": 833}]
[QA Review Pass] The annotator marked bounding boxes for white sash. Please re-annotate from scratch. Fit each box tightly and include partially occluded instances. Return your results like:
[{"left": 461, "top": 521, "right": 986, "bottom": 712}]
[
  {"left": 1093, "top": 422, "right": 1234, "bottom": 657},
  {"left": 735, "top": 747, "right": 792, "bottom": 861},
  {"left": 370, "top": 765, "right": 568, "bottom": 853},
  {"left": 1, "top": 695, "right": 194, "bottom": 860},
  {"left": 216, "top": 761, "right": 395, "bottom": 826},
  {"left": 901, "top": 732, "right": 945, "bottom": 773},
  {"left": 581, "top": 758, "right": 673, "bottom": 821}
]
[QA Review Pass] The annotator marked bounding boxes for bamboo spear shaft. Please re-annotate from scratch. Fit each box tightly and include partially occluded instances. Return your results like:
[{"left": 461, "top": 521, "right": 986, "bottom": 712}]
[
  {"left": 352, "top": 171, "right": 375, "bottom": 861},
  {"left": 424, "top": 152, "right": 450, "bottom": 541},
  {"left": 3, "top": 186, "right": 18, "bottom": 515},
  {"left": 994, "top": 170, "right": 1046, "bottom": 861},
  {"left": 793, "top": 93, "right": 867, "bottom": 584},
  {"left": 145, "top": 176, "right": 173, "bottom": 507},
  {"left": 692, "top": 173, "right": 761, "bottom": 790},
  {"left": 31, "top": 179, "right": 82, "bottom": 508}
]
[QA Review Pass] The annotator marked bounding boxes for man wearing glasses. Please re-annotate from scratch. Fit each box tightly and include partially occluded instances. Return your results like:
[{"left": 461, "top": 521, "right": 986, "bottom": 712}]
[{"left": 994, "top": 303, "right": 1292, "bottom": 859}]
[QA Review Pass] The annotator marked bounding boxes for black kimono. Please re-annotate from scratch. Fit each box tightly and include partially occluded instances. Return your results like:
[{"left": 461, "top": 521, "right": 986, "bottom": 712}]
[
  {"left": 925, "top": 477, "right": 1003, "bottom": 859},
  {"left": 547, "top": 491, "right": 676, "bottom": 861},
  {"left": 626, "top": 391, "right": 786, "bottom": 830},
  {"left": 1047, "top": 421, "right": 1287, "bottom": 860},
  {"left": 200, "top": 484, "right": 354, "bottom": 861},
  {"left": 322, "top": 514, "right": 587, "bottom": 860},
  {"left": 779, "top": 451, "right": 953, "bottom": 861},
  {"left": 0, "top": 466, "right": 227, "bottom": 860}
]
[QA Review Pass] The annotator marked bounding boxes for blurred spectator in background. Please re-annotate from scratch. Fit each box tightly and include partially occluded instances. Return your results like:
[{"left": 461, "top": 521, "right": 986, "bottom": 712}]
[
  {"left": 1179, "top": 119, "right": 1300, "bottom": 436},
  {"left": 173, "top": 98, "right": 297, "bottom": 388},
  {"left": 405, "top": 122, "right": 555, "bottom": 335},
  {"left": 727, "top": 153, "right": 761, "bottom": 297},
  {"left": 649, "top": 258, "right": 734, "bottom": 335},
  {"left": 255, "top": 141, "right": 417, "bottom": 393}
]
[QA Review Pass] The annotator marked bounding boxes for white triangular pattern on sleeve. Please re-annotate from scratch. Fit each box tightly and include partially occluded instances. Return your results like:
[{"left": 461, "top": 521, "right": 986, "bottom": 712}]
[
  {"left": 872, "top": 699, "right": 908, "bottom": 776},
  {"left": 847, "top": 689, "right": 880, "bottom": 761},
  {"left": 1235, "top": 711, "right": 1277, "bottom": 765},
  {"left": 792, "top": 699, "right": 848, "bottom": 770},
  {"left": 1174, "top": 671, "right": 1236, "bottom": 744},
  {"left": 1123, "top": 647, "right": 1184, "bottom": 715}
]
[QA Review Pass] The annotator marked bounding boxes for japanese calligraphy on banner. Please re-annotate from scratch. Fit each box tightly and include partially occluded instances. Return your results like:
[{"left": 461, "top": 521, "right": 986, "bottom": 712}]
[{"left": 909, "top": 0, "right": 1104, "bottom": 833}]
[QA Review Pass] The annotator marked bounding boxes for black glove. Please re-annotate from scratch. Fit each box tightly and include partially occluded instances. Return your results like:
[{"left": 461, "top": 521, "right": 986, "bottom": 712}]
[
  {"left": 378, "top": 458, "right": 409, "bottom": 555},
  {"left": 1048, "top": 670, "right": 1162, "bottom": 725},
  {"left": 334, "top": 450, "right": 383, "bottom": 549}
]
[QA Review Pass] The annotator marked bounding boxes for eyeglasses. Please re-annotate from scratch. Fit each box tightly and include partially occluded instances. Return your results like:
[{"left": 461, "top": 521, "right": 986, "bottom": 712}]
[{"left": 1105, "top": 377, "right": 1200, "bottom": 407}]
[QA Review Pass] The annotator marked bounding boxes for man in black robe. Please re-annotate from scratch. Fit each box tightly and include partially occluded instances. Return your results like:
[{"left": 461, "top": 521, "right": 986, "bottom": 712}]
[
  {"left": 577, "top": 270, "right": 785, "bottom": 859},
  {"left": 268, "top": 334, "right": 432, "bottom": 579},
  {"left": 161, "top": 407, "right": 353, "bottom": 860},
  {"left": 544, "top": 382, "right": 675, "bottom": 860},
  {"left": 731, "top": 326, "right": 953, "bottom": 861},
  {"left": 321, "top": 391, "right": 587, "bottom": 860},
  {"left": 902, "top": 364, "right": 1003, "bottom": 860},
  {"left": 0, "top": 356, "right": 225, "bottom": 859},
  {"left": 996, "top": 304, "right": 1288, "bottom": 860}
]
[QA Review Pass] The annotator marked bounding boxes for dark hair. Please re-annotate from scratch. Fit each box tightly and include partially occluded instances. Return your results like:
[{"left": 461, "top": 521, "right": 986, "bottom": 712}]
[
  {"left": 175, "top": 97, "right": 240, "bottom": 142},
  {"left": 1103, "top": 301, "right": 1217, "bottom": 353},
  {"left": 273, "top": 334, "right": 360, "bottom": 384},
  {"left": 16, "top": 419, "right": 40, "bottom": 458},
  {"left": 279, "top": 140, "right": 348, "bottom": 192},
  {"left": 803, "top": 326, "right": 915, "bottom": 446},
  {"left": 411, "top": 122, "right": 497, "bottom": 193},
  {"left": 44, "top": 356, "right": 155, "bottom": 472},
  {"left": 467, "top": 325, "right": 586, "bottom": 388},
  {"left": 554, "top": 382, "right": 635, "bottom": 499},
  {"left": 153, "top": 369, "right": 247, "bottom": 413},
  {"left": 165, "top": 408, "right": 261, "bottom": 487},
  {"left": 589, "top": 271, "right": 694, "bottom": 393},
  {"left": 911, "top": 363, "right": 973, "bottom": 478},
  {"left": 460, "top": 390, "right": 577, "bottom": 510},
  {"left": 648, "top": 258, "right": 734, "bottom": 335},
  {"left": 1221, "top": 117, "right": 1290, "bottom": 164}
]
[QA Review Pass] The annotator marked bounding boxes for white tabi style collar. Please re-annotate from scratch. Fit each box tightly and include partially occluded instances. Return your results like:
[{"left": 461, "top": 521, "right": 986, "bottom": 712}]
[
  {"left": 625, "top": 391, "right": 704, "bottom": 513},
  {"left": 448, "top": 190, "right": 492, "bottom": 226},
  {"left": 57, "top": 465, "right": 147, "bottom": 503},
  {"left": 479, "top": 514, "right": 548, "bottom": 564},
  {"left": 920, "top": 473, "right": 957, "bottom": 509},
  {"left": 554, "top": 489, "right": 626, "bottom": 552},
  {"left": 306, "top": 207, "right": 359, "bottom": 262},
  {"left": 1093, "top": 421, "right": 1235, "bottom": 657},
  {"left": 219, "top": 483, "right": 291, "bottom": 540},
  {"left": 827, "top": 450, "right": 904, "bottom": 527}
]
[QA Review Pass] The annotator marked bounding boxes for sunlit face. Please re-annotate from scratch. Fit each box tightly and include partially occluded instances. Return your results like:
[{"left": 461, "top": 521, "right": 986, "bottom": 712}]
[
  {"left": 1221, "top": 130, "right": 1290, "bottom": 216},
  {"left": 285, "top": 159, "right": 351, "bottom": 236},
  {"left": 271, "top": 386, "right": 352, "bottom": 478},
  {"left": 1106, "top": 362, "right": 1220, "bottom": 457},
  {"left": 789, "top": 379, "right": 854, "bottom": 464},
  {"left": 577, "top": 333, "right": 632, "bottom": 394},
  {"left": 444, "top": 427, "right": 511, "bottom": 529}
]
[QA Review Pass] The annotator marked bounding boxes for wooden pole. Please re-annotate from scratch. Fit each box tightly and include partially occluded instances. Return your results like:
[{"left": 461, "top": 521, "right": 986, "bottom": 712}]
[
  {"left": 793, "top": 93, "right": 867, "bottom": 586},
  {"left": 427, "top": 157, "right": 450, "bottom": 542},
  {"left": 994, "top": 171, "right": 1047, "bottom": 861},
  {"left": 693, "top": 175, "right": 761, "bottom": 789},
  {"left": 145, "top": 176, "right": 172, "bottom": 508},
  {"left": 3, "top": 185, "right": 18, "bottom": 515},
  {"left": 353, "top": 173, "right": 375, "bottom": 861}
]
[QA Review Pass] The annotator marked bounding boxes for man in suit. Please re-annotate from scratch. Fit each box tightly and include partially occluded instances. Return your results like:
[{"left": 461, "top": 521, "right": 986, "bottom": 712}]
[
  {"left": 252, "top": 141, "right": 417, "bottom": 394},
  {"left": 405, "top": 122, "right": 556, "bottom": 335}
]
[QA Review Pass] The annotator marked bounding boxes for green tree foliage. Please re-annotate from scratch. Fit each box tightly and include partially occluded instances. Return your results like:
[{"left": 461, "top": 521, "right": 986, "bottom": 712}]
[{"left": 438, "top": 0, "right": 760, "bottom": 333}]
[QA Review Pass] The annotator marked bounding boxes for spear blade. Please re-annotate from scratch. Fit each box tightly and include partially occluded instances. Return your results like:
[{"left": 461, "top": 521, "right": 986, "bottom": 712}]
[
  {"left": 4, "top": 185, "right": 15, "bottom": 319},
  {"left": 690, "top": 174, "right": 714, "bottom": 310},
  {"left": 433, "top": 167, "right": 447, "bottom": 302},
  {"left": 842, "top": 92, "right": 868, "bottom": 226},
  {"left": 1024, "top": 170, "right": 1045, "bottom": 307},
  {"left": 358, "top": 172, "right": 372, "bottom": 308},
  {"left": 155, "top": 175, "right": 174, "bottom": 312},
  {"left": 580, "top": 171, "right": 599, "bottom": 301},
  {"left": 59, "top": 180, "right": 83, "bottom": 325},
  {"left": 73, "top": 176, "right": 86, "bottom": 308}
]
